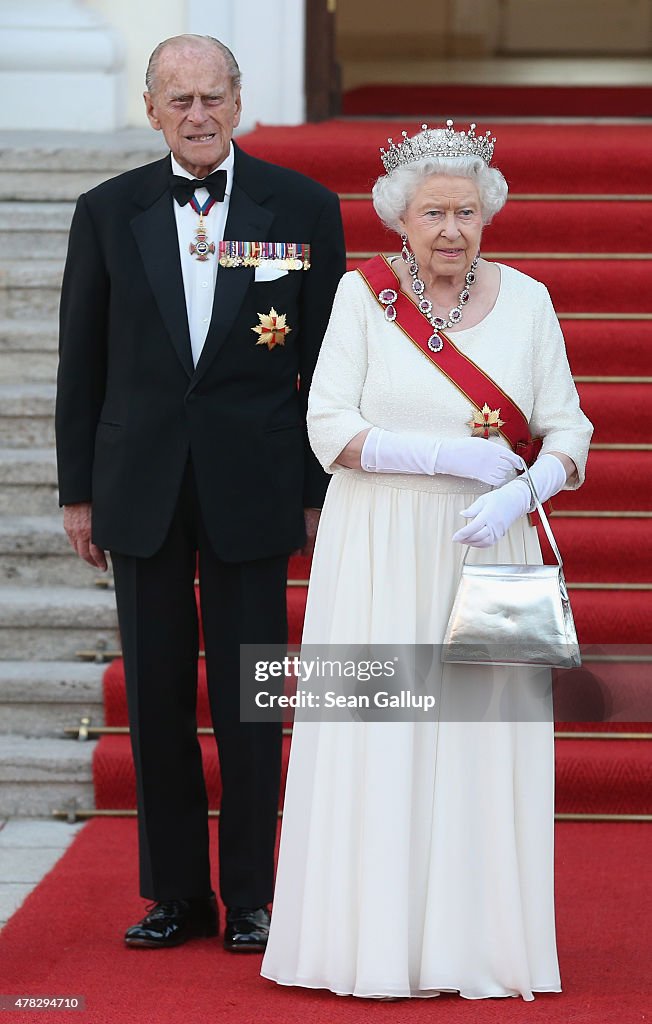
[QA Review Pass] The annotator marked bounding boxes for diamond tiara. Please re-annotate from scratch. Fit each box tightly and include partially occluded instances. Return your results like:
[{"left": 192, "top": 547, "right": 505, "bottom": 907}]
[{"left": 379, "top": 120, "right": 497, "bottom": 175}]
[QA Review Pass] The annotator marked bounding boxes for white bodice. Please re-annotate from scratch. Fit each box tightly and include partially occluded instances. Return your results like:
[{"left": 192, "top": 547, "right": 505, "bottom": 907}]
[{"left": 308, "top": 262, "right": 593, "bottom": 495}]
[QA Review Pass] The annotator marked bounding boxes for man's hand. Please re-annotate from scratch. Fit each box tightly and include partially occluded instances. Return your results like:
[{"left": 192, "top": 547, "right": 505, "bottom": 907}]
[
  {"left": 295, "top": 508, "right": 321, "bottom": 558},
  {"left": 63, "top": 502, "right": 108, "bottom": 571}
]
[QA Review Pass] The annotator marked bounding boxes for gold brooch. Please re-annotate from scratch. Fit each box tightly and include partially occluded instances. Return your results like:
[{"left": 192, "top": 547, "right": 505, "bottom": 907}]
[
  {"left": 252, "top": 307, "right": 292, "bottom": 350},
  {"left": 468, "top": 403, "right": 505, "bottom": 438}
]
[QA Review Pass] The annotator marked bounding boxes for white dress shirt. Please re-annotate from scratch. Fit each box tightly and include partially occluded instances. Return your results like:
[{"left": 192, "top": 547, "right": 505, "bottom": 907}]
[{"left": 171, "top": 143, "right": 234, "bottom": 367}]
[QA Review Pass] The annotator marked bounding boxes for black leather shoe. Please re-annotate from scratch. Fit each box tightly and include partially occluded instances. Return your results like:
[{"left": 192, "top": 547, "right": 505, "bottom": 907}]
[
  {"left": 223, "top": 905, "right": 270, "bottom": 952},
  {"left": 124, "top": 895, "right": 218, "bottom": 948}
]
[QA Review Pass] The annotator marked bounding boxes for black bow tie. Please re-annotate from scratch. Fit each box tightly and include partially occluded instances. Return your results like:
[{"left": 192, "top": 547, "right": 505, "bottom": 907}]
[{"left": 170, "top": 169, "right": 227, "bottom": 206}]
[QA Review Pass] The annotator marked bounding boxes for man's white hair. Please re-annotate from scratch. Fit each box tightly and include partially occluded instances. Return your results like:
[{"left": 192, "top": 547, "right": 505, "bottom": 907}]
[{"left": 145, "top": 34, "right": 241, "bottom": 94}]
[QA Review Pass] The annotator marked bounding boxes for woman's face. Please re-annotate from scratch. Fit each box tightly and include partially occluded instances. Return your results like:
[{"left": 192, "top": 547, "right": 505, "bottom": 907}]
[{"left": 399, "top": 174, "right": 483, "bottom": 282}]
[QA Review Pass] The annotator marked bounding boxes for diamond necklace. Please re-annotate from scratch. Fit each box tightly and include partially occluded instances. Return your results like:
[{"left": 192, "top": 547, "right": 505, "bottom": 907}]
[{"left": 400, "top": 233, "right": 480, "bottom": 352}]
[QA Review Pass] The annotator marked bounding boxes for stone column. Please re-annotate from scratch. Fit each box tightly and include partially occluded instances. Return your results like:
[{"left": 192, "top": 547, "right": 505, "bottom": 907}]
[{"left": 0, "top": 0, "right": 125, "bottom": 131}]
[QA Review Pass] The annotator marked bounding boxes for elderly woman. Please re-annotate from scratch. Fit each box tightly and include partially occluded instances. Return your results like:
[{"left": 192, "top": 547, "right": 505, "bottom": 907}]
[{"left": 261, "top": 122, "right": 592, "bottom": 1001}]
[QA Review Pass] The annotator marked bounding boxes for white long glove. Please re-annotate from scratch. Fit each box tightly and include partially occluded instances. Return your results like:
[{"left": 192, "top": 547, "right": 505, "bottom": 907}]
[
  {"left": 453, "top": 453, "right": 568, "bottom": 548},
  {"left": 361, "top": 428, "right": 523, "bottom": 486}
]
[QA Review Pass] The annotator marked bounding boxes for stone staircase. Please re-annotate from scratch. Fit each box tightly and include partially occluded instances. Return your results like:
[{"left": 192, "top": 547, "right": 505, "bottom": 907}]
[{"left": 0, "top": 131, "right": 165, "bottom": 818}]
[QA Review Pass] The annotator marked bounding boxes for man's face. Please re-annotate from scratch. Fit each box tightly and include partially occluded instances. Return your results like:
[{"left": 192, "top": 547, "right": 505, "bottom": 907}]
[{"left": 144, "top": 44, "right": 241, "bottom": 178}]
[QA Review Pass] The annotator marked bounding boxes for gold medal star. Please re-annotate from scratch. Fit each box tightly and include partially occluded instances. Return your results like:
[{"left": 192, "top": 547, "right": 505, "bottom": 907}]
[
  {"left": 468, "top": 403, "right": 505, "bottom": 438},
  {"left": 252, "top": 307, "right": 292, "bottom": 350}
]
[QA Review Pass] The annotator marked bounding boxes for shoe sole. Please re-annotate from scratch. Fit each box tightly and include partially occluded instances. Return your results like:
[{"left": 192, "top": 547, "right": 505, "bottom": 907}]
[
  {"left": 125, "top": 937, "right": 186, "bottom": 949},
  {"left": 223, "top": 941, "right": 267, "bottom": 953},
  {"left": 125, "top": 925, "right": 218, "bottom": 949}
]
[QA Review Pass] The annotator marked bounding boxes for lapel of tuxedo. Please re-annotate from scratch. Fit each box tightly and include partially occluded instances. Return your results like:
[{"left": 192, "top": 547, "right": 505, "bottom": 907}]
[
  {"left": 130, "top": 156, "right": 195, "bottom": 378},
  {"left": 189, "top": 147, "right": 275, "bottom": 389}
]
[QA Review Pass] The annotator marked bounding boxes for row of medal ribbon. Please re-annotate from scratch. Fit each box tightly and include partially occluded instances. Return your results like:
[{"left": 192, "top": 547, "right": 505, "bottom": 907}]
[{"left": 218, "top": 240, "right": 311, "bottom": 270}]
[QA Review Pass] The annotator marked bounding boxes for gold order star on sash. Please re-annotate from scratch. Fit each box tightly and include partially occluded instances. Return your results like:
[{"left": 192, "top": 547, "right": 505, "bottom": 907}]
[
  {"left": 468, "top": 403, "right": 505, "bottom": 438},
  {"left": 252, "top": 308, "right": 292, "bottom": 350}
]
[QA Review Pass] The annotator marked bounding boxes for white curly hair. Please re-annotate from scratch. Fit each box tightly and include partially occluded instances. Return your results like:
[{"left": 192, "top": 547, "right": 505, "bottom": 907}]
[{"left": 372, "top": 154, "right": 508, "bottom": 232}]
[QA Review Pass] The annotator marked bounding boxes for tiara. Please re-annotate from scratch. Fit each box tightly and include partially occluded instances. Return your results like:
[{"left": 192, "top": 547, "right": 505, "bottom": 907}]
[{"left": 379, "top": 120, "right": 496, "bottom": 175}]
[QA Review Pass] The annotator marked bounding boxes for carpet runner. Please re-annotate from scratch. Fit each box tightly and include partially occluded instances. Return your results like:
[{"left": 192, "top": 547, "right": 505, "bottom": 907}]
[
  {"left": 238, "top": 122, "right": 652, "bottom": 194},
  {"left": 555, "top": 322, "right": 652, "bottom": 379},
  {"left": 342, "top": 83, "right": 652, "bottom": 118},
  {"left": 0, "top": 819, "right": 650, "bottom": 1023},
  {"left": 92, "top": 114, "right": 651, "bottom": 819}
]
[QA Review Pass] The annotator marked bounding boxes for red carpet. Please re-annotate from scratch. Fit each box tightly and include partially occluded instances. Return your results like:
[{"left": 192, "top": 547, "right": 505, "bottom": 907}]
[
  {"left": 555, "top": 450, "right": 652, "bottom": 510},
  {"left": 239, "top": 121, "right": 652, "bottom": 194},
  {"left": 91, "top": 731, "right": 651, "bottom": 817},
  {"left": 557, "top": 383, "right": 651, "bottom": 454},
  {"left": 566, "top": 590, "right": 652, "bottom": 645},
  {"left": 555, "top": 662, "right": 652, "bottom": 727},
  {"left": 560, "top": 321, "right": 652, "bottom": 379},
  {"left": 342, "top": 84, "right": 652, "bottom": 118},
  {"left": 93, "top": 732, "right": 290, "bottom": 812},
  {"left": 539, "top": 519, "right": 652, "bottom": 582},
  {"left": 0, "top": 819, "right": 650, "bottom": 1024}
]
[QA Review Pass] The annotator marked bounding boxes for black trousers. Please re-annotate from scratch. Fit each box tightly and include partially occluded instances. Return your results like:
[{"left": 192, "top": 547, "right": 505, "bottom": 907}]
[{"left": 111, "top": 462, "right": 287, "bottom": 906}]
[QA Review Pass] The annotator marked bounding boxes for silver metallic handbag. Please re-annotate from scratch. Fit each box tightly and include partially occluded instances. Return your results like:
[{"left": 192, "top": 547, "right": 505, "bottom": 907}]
[{"left": 442, "top": 464, "right": 581, "bottom": 668}]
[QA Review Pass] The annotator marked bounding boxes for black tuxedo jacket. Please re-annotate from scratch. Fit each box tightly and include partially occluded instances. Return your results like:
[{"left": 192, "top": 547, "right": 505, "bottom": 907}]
[{"left": 56, "top": 144, "right": 345, "bottom": 560}]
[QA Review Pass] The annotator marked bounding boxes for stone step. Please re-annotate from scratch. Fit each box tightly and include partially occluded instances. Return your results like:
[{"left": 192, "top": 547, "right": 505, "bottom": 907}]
[
  {"left": 0, "top": 318, "right": 59, "bottom": 384},
  {"left": 0, "top": 735, "right": 95, "bottom": 817},
  {"left": 0, "top": 261, "right": 63, "bottom": 319},
  {"left": 0, "top": 350, "right": 59, "bottom": 383},
  {"left": 0, "top": 585, "right": 118, "bottom": 661},
  {"left": 0, "top": 819, "right": 84, "bottom": 925},
  {"left": 0, "top": 449, "right": 58, "bottom": 515},
  {"left": 0, "top": 320, "right": 58, "bottom": 352},
  {"left": 0, "top": 383, "right": 55, "bottom": 447},
  {"left": 0, "top": 202, "right": 73, "bottom": 259},
  {"left": 0, "top": 516, "right": 111, "bottom": 586},
  {"left": 1, "top": 172, "right": 118, "bottom": 203},
  {"left": 0, "top": 661, "right": 105, "bottom": 737},
  {"left": 0, "top": 130, "right": 166, "bottom": 202}
]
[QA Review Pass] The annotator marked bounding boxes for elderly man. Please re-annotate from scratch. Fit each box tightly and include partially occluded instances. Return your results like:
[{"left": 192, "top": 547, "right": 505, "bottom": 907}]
[{"left": 56, "top": 34, "right": 345, "bottom": 951}]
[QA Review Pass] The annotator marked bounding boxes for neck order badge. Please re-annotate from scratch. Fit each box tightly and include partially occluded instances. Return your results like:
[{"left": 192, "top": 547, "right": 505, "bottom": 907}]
[
  {"left": 170, "top": 170, "right": 228, "bottom": 263},
  {"left": 188, "top": 197, "right": 218, "bottom": 262}
]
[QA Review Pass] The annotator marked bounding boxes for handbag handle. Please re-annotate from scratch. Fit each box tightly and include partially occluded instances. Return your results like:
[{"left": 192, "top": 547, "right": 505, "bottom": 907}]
[
  {"left": 461, "top": 458, "right": 564, "bottom": 568},
  {"left": 520, "top": 460, "right": 564, "bottom": 568}
]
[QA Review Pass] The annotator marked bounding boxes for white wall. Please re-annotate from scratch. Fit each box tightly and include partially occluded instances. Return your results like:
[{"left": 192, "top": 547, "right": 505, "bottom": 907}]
[
  {"left": 82, "top": 0, "right": 305, "bottom": 130},
  {"left": 84, "top": 0, "right": 185, "bottom": 127},
  {"left": 187, "top": 0, "right": 306, "bottom": 130}
]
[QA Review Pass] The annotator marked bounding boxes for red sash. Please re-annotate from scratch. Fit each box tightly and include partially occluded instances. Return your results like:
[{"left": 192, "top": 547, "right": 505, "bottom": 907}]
[{"left": 357, "top": 255, "right": 543, "bottom": 467}]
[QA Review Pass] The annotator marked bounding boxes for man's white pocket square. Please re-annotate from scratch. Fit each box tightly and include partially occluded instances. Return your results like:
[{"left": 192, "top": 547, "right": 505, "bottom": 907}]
[{"left": 254, "top": 266, "right": 289, "bottom": 283}]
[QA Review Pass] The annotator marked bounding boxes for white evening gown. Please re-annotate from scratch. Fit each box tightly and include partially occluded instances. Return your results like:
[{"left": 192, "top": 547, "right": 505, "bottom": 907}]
[{"left": 261, "top": 264, "right": 592, "bottom": 1000}]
